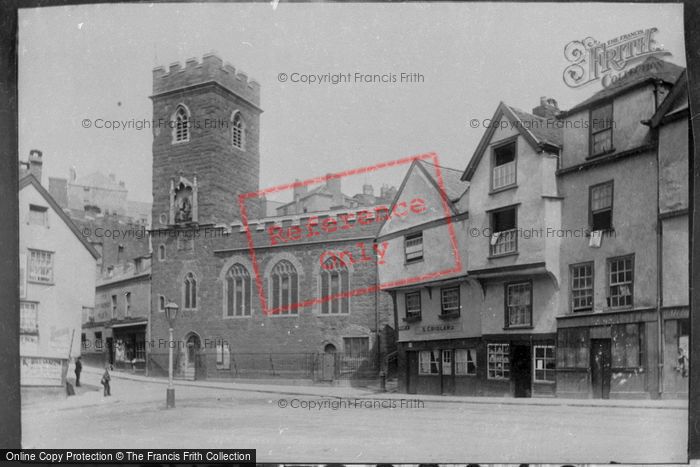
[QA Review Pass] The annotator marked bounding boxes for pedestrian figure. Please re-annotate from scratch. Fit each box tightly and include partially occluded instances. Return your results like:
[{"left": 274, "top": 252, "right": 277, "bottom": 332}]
[
  {"left": 101, "top": 366, "right": 111, "bottom": 396},
  {"left": 74, "top": 356, "right": 82, "bottom": 387}
]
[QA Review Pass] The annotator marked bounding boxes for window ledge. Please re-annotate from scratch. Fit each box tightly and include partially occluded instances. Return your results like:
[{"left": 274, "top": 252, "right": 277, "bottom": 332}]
[
  {"left": 488, "top": 252, "right": 519, "bottom": 260},
  {"left": 489, "top": 184, "right": 518, "bottom": 195},
  {"left": 27, "top": 280, "right": 55, "bottom": 286},
  {"left": 503, "top": 325, "right": 533, "bottom": 331},
  {"left": 404, "top": 315, "right": 422, "bottom": 323},
  {"left": 586, "top": 148, "right": 616, "bottom": 160},
  {"left": 438, "top": 311, "right": 460, "bottom": 320},
  {"left": 612, "top": 367, "right": 644, "bottom": 373},
  {"left": 585, "top": 228, "right": 615, "bottom": 237}
]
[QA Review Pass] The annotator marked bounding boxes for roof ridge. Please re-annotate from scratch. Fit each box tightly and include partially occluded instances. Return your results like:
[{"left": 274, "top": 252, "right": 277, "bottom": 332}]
[{"left": 417, "top": 159, "right": 464, "bottom": 173}]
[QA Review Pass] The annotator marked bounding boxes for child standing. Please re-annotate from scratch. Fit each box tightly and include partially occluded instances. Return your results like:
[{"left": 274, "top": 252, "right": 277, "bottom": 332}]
[{"left": 101, "top": 366, "right": 111, "bottom": 396}]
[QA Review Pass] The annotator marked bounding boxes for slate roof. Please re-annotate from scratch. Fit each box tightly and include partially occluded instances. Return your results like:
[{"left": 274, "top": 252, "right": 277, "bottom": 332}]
[
  {"left": 508, "top": 106, "right": 563, "bottom": 147},
  {"left": 563, "top": 56, "right": 685, "bottom": 115},
  {"left": 417, "top": 160, "right": 469, "bottom": 202},
  {"left": 650, "top": 69, "right": 688, "bottom": 128}
]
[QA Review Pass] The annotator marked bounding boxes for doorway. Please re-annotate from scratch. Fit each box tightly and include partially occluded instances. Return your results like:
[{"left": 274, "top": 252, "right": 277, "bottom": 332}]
[
  {"left": 511, "top": 344, "right": 532, "bottom": 398},
  {"left": 407, "top": 351, "right": 418, "bottom": 394},
  {"left": 321, "top": 344, "right": 336, "bottom": 381},
  {"left": 106, "top": 337, "right": 114, "bottom": 366},
  {"left": 185, "top": 333, "right": 201, "bottom": 380},
  {"left": 441, "top": 350, "right": 454, "bottom": 395},
  {"left": 591, "top": 339, "right": 612, "bottom": 399}
]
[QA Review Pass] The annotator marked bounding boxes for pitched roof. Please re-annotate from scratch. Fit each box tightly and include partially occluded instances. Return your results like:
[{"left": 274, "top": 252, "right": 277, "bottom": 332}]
[
  {"left": 508, "top": 106, "right": 563, "bottom": 148},
  {"left": 20, "top": 174, "right": 101, "bottom": 259},
  {"left": 649, "top": 69, "right": 688, "bottom": 128},
  {"left": 376, "top": 158, "right": 468, "bottom": 236},
  {"left": 563, "top": 56, "right": 685, "bottom": 115},
  {"left": 461, "top": 102, "right": 562, "bottom": 181},
  {"left": 416, "top": 160, "right": 469, "bottom": 202}
]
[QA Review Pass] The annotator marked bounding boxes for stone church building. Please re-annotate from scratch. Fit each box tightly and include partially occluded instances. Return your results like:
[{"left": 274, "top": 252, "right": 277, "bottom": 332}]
[{"left": 147, "top": 53, "right": 394, "bottom": 382}]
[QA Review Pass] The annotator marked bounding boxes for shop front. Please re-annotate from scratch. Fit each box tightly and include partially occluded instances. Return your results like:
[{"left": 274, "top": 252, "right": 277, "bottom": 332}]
[
  {"left": 110, "top": 320, "right": 147, "bottom": 372},
  {"left": 661, "top": 307, "right": 689, "bottom": 398},
  {"left": 556, "top": 309, "right": 659, "bottom": 399},
  {"left": 401, "top": 337, "right": 481, "bottom": 396}
]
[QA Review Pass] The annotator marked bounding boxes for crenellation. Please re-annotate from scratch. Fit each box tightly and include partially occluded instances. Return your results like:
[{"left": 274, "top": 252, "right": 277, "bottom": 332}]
[
  {"left": 223, "top": 63, "right": 236, "bottom": 75},
  {"left": 153, "top": 53, "right": 260, "bottom": 107}
]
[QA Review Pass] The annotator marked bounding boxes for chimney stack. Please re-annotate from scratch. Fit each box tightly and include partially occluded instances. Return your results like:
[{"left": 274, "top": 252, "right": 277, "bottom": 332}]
[
  {"left": 532, "top": 96, "right": 560, "bottom": 119},
  {"left": 28, "top": 150, "right": 43, "bottom": 184},
  {"left": 362, "top": 184, "right": 374, "bottom": 196},
  {"left": 325, "top": 174, "right": 341, "bottom": 195},
  {"left": 293, "top": 179, "right": 308, "bottom": 200}
]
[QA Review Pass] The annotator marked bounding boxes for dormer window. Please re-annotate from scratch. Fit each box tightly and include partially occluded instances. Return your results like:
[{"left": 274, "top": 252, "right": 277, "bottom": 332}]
[
  {"left": 173, "top": 105, "right": 190, "bottom": 143},
  {"left": 491, "top": 141, "right": 516, "bottom": 191},
  {"left": 590, "top": 103, "right": 613, "bottom": 156}
]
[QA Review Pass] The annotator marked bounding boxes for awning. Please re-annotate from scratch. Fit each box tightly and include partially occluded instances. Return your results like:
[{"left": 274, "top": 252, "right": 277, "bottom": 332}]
[{"left": 110, "top": 320, "right": 148, "bottom": 329}]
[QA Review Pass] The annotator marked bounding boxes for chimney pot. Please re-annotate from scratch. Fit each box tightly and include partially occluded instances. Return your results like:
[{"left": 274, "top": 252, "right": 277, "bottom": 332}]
[
  {"left": 532, "top": 96, "right": 560, "bottom": 119},
  {"left": 28, "top": 150, "right": 43, "bottom": 183}
]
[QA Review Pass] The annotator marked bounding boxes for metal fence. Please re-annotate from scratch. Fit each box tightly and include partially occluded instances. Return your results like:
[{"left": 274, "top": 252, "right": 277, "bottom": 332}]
[
  {"left": 147, "top": 351, "right": 381, "bottom": 381},
  {"left": 226, "top": 352, "right": 379, "bottom": 381},
  {"left": 229, "top": 352, "right": 317, "bottom": 378}
]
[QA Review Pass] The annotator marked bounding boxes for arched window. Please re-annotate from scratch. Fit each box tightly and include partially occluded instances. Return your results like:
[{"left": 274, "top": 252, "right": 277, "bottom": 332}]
[
  {"left": 173, "top": 105, "right": 190, "bottom": 143},
  {"left": 183, "top": 272, "right": 197, "bottom": 309},
  {"left": 158, "top": 244, "right": 166, "bottom": 261},
  {"left": 270, "top": 260, "right": 298, "bottom": 315},
  {"left": 225, "top": 263, "right": 251, "bottom": 317},
  {"left": 231, "top": 111, "right": 244, "bottom": 149},
  {"left": 320, "top": 257, "right": 349, "bottom": 314}
]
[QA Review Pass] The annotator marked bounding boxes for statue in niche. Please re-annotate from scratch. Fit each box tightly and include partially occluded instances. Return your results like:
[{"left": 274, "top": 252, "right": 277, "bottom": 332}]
[{"left": 175, "top": 184, "right": 193, "bottom": 223}]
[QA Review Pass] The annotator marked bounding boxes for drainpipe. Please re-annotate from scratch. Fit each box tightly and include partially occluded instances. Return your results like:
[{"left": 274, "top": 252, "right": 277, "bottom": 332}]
[
  {"left": 374, "top": 244, "right": 381, "bottom": 372},
  {"left": 654, "top": 86, "right": 664, "bottom": 398},
  {"left": 146, "top": 272, "right": 151, "bottom": 377}
]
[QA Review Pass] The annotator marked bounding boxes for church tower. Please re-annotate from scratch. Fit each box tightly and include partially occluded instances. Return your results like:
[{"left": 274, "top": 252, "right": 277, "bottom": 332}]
[{"left": 151, "top": 53, "right": 262, "bottom": 227}]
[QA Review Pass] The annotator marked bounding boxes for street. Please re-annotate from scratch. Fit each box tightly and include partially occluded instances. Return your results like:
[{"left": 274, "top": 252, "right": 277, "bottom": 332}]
[{"left": 22, "top": 370, "right": 687, "bottom": 463}]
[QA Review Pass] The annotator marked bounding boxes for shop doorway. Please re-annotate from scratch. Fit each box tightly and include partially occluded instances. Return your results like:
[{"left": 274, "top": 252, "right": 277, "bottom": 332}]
[
  {"left": 591, "top": 339, "right": 612, "bottom": 399},
  {"left": 106, "top": 337, "right": 114, "bottom": 366},
  {"left": 441, "top": 350, "right": 454, "bottom": 395},
  {"left": 407, "top": 351, "right": 418, "bottom": 394},
  {"left": 511, "top": 344, "right": 532, "bottom": 398}
]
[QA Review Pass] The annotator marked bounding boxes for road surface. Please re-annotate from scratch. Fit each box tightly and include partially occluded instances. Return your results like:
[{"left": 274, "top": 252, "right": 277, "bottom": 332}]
[{"left": 22, "top": 370, "right": 687, "bottom": 463}]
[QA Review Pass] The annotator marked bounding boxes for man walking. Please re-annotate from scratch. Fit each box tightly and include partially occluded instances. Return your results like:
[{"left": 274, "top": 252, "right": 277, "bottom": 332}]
[{"left": 74, "top": 356, "right": 82, "bottom": 387}]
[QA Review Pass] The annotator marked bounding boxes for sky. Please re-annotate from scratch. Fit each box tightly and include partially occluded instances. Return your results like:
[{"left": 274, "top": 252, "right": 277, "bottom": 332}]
[{"left": 18, "top": 3, "right": 686, "bottom": 204}]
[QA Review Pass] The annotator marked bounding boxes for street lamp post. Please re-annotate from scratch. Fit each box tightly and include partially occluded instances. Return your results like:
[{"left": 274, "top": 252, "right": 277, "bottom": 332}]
[{"left": 164, "top": 301, "right": 179, "bottom": 409}]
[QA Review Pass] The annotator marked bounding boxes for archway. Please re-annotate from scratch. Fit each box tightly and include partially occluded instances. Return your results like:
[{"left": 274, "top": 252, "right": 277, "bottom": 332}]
[{"left": 182, "top": 332, "right": 202, "bottom": 381}]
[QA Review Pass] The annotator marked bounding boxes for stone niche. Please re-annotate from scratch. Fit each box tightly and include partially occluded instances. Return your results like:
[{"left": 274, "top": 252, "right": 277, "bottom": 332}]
[{"left": 169, "top": 175, "right": 198, "bottom": 225}]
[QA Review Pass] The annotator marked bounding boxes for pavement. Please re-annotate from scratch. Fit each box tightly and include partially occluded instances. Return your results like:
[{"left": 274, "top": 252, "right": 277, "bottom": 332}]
[{"left": 57, "top": 364, "right": 688, "bottom": 410}]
